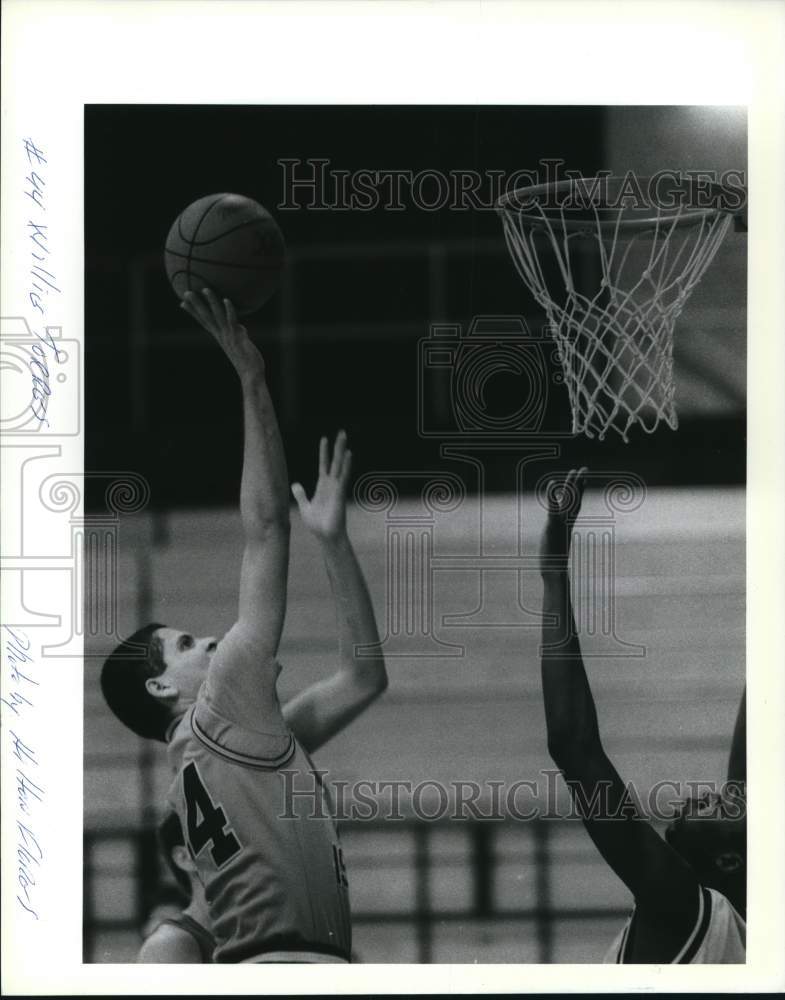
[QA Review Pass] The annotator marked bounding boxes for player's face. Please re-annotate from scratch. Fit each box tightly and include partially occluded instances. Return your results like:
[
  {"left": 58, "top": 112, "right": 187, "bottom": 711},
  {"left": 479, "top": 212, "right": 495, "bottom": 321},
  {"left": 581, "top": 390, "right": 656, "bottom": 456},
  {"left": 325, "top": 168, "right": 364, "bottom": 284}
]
[
  {"left": 155, "top": 627, "right": 218, "bottom": 702},
  {"left": 665, "top": 790, "right": 746, "bottom": 874}
]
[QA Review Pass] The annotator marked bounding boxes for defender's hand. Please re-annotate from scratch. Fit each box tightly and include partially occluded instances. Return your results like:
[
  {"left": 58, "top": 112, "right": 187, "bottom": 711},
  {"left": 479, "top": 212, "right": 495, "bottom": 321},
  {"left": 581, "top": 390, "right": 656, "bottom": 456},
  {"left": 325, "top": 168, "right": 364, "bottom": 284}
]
[
  {"left": 291, "top": 431, "right": 352, "bottom": 542},
  {"left": 181, "top": 288, "right": 265, "bottom": 380},
  {"left": 539, "top": 467, "right": 587, "bottom": 575}
]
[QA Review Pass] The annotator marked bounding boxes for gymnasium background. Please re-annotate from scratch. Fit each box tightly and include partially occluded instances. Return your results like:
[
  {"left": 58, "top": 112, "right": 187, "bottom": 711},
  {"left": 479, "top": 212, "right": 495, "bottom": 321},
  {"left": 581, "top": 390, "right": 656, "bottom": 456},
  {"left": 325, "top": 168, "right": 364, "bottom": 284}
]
[{"left": 83, "top": 105, "right": 746, "bottom": 962}]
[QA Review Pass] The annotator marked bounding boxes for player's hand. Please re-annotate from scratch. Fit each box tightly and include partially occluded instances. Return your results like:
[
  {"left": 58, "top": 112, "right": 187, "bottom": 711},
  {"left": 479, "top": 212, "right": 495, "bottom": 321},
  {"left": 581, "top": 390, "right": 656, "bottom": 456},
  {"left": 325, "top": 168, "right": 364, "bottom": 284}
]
[
  {"left": 539, "top": 467, "right": 587, "bottom": 576},
  {"left": 291, "top": 431, "right": 352, "bottom": 542},
  {"left": 181, "top": 288, "right": 265, "bottom": 380}
]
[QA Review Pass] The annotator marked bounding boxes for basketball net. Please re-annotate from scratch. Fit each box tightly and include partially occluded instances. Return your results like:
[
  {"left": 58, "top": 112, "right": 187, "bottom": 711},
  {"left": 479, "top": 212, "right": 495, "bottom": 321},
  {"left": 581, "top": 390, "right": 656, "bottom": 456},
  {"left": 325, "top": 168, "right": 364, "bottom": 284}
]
[{"left": 497, "top": 180, "right": 735, "bottom": 441}]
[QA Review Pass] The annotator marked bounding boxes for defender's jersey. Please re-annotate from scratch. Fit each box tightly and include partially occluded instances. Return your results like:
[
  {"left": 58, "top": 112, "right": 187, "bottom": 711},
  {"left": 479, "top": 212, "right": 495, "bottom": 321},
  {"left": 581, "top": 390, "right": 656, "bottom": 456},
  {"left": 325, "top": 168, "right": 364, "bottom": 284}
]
[
  {"left": 167, "top": 694, "right": 351, "bottom": 964},
  {"left": 159, "top": 913, "right": 215, "bottom": 963},
  {"left": 604, "top": 886, "right": 746, "bottom": 964}
]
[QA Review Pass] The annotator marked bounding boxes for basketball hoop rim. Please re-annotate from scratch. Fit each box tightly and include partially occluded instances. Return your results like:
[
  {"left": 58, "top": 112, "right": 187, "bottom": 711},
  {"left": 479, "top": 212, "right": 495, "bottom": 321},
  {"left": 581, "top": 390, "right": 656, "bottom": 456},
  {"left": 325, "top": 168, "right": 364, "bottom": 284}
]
[{"left": 495, "top": 176, "right": 745, "bottom": 234}]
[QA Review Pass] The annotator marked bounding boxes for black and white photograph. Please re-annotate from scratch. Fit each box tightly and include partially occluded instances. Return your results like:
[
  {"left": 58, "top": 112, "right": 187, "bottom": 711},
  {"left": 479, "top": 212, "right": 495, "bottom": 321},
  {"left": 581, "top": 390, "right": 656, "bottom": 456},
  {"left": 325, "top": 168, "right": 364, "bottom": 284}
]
[
  {"left": 2, "top": 1, "right": 784, "bottom": 994},
  {"left": 82, "top": 104, "right": 750, "bottom": 968}
]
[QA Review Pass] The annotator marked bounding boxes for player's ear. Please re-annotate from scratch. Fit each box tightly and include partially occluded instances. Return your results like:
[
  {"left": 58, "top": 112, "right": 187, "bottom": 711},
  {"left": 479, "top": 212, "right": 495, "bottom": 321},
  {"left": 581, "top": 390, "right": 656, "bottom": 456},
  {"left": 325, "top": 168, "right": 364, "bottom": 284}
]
[
  {"left": 172, "top": 844, "right": 195, "bottom": 874},
  {"left": 145, "top": 676, "right": 179, "bottom": 702},
  {"left": 715, "top": 850, "right": 743, "bottom": 874}
]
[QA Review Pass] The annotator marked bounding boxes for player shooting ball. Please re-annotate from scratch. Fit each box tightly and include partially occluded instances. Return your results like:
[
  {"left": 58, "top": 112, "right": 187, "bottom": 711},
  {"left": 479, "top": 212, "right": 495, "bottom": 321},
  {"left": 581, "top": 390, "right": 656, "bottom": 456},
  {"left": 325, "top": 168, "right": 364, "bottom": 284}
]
[
  {"left": 535, "top": 468, "right": 745, "bottom": 963},
  {"left": 102, "top": 289, "right": 388, "bottom": 963}
]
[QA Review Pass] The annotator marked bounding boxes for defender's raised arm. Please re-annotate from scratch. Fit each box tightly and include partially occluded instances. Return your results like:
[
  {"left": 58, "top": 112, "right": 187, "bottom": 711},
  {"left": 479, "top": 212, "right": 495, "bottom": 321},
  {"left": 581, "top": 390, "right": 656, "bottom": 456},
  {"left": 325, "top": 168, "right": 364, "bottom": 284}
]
[
  {"left": 727, "top": 687, "right": 746, "bottom": 786},
  {"left": 537, "top": 469, "right": 699, "bottom": 948}
]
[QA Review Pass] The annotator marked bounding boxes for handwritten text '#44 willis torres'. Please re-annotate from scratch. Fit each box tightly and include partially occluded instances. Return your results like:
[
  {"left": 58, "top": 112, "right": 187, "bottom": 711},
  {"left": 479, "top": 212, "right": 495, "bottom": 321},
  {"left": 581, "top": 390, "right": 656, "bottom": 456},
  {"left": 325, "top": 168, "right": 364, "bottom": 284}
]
[{"left": 23, "top": 138, "right": 64, "bottom": 429}]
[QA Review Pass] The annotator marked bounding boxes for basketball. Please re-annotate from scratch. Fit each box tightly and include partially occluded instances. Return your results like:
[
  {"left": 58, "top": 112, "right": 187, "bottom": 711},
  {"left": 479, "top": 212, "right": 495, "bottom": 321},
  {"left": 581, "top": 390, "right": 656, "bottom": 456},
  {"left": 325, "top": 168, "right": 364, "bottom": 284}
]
[{"left": 164, "top": 193, "right": 285, "bottom": 315}]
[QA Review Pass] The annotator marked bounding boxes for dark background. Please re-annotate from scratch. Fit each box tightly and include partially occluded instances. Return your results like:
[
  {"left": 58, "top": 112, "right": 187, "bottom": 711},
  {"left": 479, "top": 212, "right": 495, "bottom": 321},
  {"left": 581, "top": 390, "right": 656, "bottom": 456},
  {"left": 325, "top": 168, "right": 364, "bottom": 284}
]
[{"left": 85, "top": 106, "right": 745, "bottom": 511}]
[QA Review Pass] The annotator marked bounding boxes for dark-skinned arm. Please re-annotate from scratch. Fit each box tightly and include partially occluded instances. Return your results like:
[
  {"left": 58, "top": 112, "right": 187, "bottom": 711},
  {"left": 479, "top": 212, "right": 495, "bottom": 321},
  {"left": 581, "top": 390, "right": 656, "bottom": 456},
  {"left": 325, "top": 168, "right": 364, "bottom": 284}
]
[
  {"left": 726, "top": 687, "right": 746, "bottom": 785},
  {"left": 539, "top": 468, "right": 699, "bottom": 924}
]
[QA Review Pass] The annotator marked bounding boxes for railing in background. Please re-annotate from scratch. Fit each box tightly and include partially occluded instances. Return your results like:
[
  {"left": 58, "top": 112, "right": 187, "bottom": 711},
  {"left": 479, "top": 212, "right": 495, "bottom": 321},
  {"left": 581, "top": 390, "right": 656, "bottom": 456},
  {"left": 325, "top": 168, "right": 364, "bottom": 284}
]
[{"left": 83, "top": 817, "right": 628, "bottom": 964}]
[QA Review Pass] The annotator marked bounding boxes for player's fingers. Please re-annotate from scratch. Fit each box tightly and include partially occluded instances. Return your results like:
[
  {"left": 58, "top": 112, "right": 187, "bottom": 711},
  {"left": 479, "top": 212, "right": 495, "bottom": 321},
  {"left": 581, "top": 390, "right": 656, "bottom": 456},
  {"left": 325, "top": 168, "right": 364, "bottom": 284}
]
[
  {"left": 339, "top": 449, "right": 353, "bottom": 489},
  {"left": 180, "top": 290, "right": 205, "bottom": 320},
  {"left": 188, "top": 289, "right": 216, "bottom": 328},
  {"left": 318, "top": 436, "right": 329, "bottom": 476},
  {"left": 179, "top": 297, "right": 196, "bottom": 319},
  {"left": 202, "top": 288, "right": 225, "bottom": 329},
  {"left": 291, "top": 482, "right": 308, "bottom": 510},
  {"left": 224, "top": 298, "right": 240, "bottom": 329},
  {"left": 331, "top": 429, "right": 347, "bottom": 477},
  {"left": 181, "top": 292, "right": 216, "bottom": 334}
]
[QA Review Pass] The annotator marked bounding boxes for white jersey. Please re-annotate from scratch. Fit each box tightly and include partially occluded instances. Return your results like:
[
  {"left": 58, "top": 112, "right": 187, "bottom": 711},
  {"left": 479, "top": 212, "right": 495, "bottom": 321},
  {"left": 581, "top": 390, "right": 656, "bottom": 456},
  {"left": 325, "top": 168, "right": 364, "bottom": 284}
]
[
  {"left": 166, "top": 689, "right": 351, "bottom": 963},
  {"left": 604, "top": 885, "right": 745, "bottom": 964}
]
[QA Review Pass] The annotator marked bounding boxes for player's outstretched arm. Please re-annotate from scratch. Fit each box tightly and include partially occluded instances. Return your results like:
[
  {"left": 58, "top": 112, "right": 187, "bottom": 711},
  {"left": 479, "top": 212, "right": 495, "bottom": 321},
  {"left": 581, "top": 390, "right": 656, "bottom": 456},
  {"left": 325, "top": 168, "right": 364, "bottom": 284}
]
[
  {"left": 181, "top": 290, "right": 289, "bottom": 697},
  {"left": 538, "top": 469, "right": 699, "bottom": 923},
  {"left": 727, "top": 686, "right": 746, "bottom": 785},
  {"left": 283, "top": 432, "right": 388, "bottom": 752}
]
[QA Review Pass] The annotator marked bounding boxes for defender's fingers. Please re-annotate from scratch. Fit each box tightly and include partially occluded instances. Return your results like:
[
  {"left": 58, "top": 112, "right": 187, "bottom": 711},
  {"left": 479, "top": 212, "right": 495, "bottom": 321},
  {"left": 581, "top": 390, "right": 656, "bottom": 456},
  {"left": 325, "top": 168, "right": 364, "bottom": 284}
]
[
  {"left": 339, "top": 449, "right": 353, "bottom": 489},
  {"left": 546, "top": 477, "right": 560, "bottom": 514},
  {"left": 331, "top": 429, "right": 347, "bottom": 477},
  {"left": 553, "top": 470, "right": 570, "bottom": 513},
  {"left": 566, "top": 468, "right": 580, "bottom": 509},
  {"left": 576, "top": 466, "right": 589, "bottom": 502},
  {"left": 569, "top": 468, "right": 586, "bottom": 510},
  {"left": 318, "top": 436, "right": 329, "bottom": 476}
]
